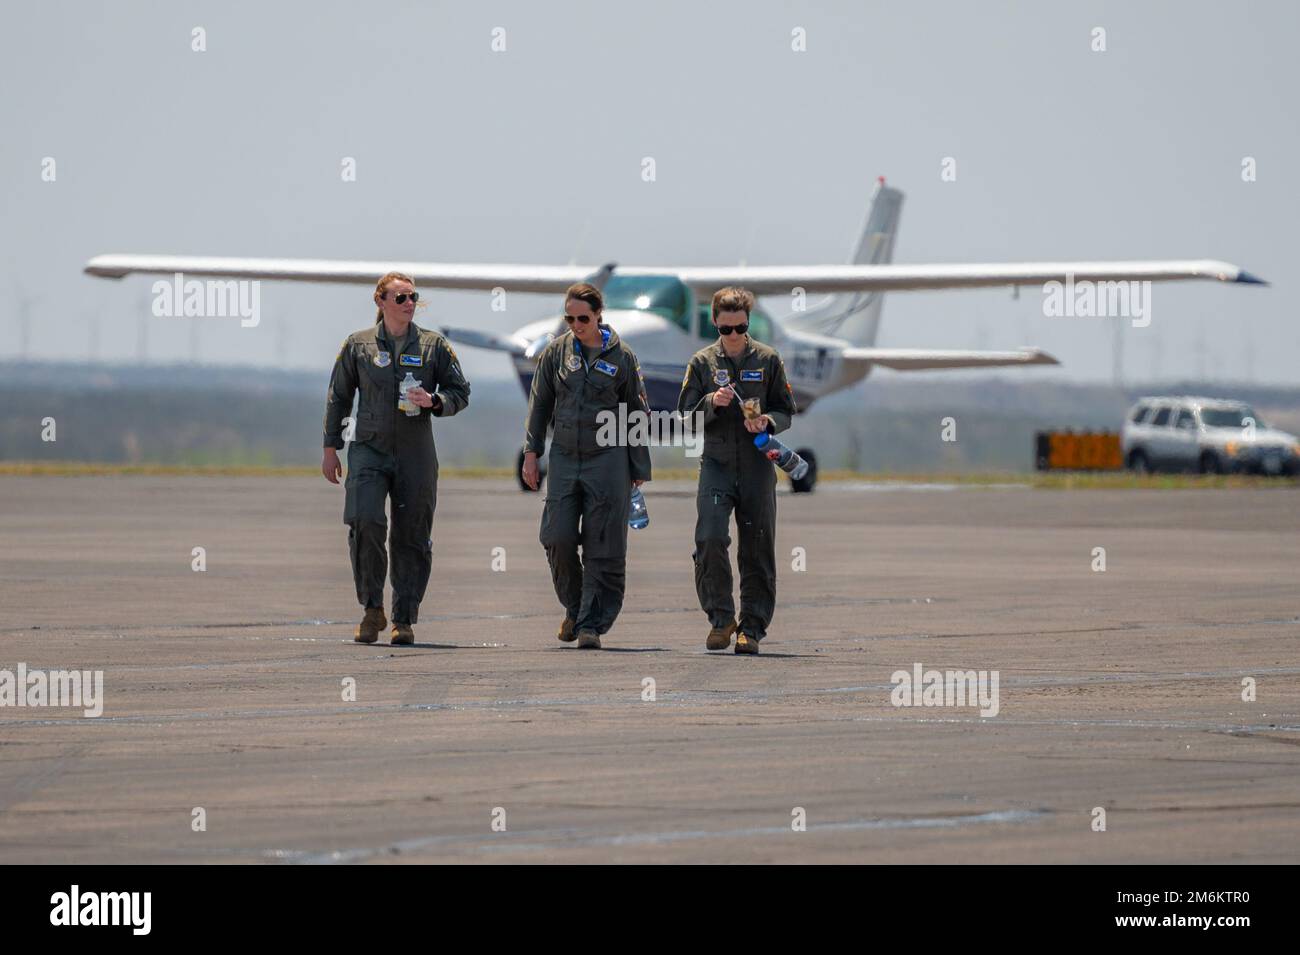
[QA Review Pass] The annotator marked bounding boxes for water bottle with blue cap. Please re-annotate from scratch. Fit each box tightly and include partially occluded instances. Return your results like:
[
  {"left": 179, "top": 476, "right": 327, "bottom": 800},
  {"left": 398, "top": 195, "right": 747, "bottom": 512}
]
[{"left": 754, "top": 433, "right": 809, "bottom": 480}]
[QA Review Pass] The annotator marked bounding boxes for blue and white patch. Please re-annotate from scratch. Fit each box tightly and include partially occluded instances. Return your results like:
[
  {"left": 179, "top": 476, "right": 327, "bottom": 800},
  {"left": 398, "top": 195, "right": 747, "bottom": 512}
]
[
  {"left": 713, "top": 369, "right": 731, "bottom": 386},
  {"left": 741, "top": 369, "right": 764, "bottom": 382},
  {"left": 399, "top": 354, "right": 423, "bottom": 367},
  {"left": 373, "top": 351, "right": 391, "bottom": 368},
  {"left": 593, "top": 359, "right": 619, "bottom": 377}
]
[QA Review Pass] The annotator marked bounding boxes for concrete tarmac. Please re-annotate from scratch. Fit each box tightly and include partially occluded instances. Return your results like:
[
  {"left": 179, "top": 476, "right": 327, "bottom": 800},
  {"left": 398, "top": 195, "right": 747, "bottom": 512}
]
[{"left": 1, "top": 476, "right": 1297, "bottom": 863}]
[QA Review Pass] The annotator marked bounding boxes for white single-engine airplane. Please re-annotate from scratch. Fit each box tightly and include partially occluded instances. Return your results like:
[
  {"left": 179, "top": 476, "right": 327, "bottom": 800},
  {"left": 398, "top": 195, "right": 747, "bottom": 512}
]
[{"left": 86, "top": 178, "right": 1265, "bottom": 491}]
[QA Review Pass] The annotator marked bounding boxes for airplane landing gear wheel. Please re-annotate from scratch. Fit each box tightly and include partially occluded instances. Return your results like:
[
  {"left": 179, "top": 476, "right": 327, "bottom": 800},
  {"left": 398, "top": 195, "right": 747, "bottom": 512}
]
[
  {"left": 790, "top": 448, "right": 818, "bottom": 493},
  {"left": 516, "top": 448, "right": 547, "bottom": 492}
]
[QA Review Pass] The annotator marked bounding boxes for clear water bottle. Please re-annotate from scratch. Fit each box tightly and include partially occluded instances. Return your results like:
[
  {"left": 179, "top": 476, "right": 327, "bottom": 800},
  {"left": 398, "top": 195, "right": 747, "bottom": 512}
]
[
  {"left": 398, "top": 372, "right": 420, "bottom": 416},
  {"left": 753, "top": 432, "right": 809, "bottom": 480},
  {"left": 628, "top": 485, "right": 649, "bottom": 529}
]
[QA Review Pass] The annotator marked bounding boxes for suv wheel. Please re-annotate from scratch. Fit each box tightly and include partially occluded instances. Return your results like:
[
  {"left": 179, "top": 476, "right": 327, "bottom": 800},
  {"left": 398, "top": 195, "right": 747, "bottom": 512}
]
[
  {"left": 1126, "top": 449, "right": 1152, "bottom": 474},
  {"left": 1198, "top": 451, "right": 1222, "bottom": 475}
]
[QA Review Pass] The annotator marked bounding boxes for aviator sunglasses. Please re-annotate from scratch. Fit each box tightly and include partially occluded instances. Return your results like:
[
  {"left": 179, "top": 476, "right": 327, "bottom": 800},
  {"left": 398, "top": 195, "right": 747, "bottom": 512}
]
[{"left": 383, "top": 291, "right": 420, "bottom": 304}]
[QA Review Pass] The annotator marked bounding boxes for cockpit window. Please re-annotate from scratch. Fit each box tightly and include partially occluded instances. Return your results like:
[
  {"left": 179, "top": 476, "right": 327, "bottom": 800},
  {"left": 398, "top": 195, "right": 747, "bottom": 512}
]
[{"left": 602, "top": 275, "right": 690, "bottom": 332}]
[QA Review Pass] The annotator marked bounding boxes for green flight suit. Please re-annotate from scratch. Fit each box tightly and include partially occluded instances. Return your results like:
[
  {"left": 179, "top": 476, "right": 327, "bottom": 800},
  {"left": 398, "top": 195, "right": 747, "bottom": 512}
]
[
  {"left": 676, "top": 336, "right": 797, "bottom": 641},
  {"left": 524, "top": 325, "right": 652, "bottom": 635},
  {"left": 324, "top": 320, "right": 470, "bottom": 625}
]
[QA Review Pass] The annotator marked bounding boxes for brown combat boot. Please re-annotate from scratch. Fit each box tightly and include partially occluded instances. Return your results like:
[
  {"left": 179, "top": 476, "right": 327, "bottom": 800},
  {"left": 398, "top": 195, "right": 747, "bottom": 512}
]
[
  {"left": 705, "top": 620, "right": 737, "bottom": 651},
  {"left": 390, "top": 623, "right": 415, "bottom": 646},
  {"left": 557, "top": 617, "right": 577, "bottom": 643},
  {"left": 734, "top": 632, "right": 760, "bottom": 655},
  {"left": 355, "top": 607, "right": 387, "bottom": 644},
  {"left": 576, "top": 629, "right": 602, "bottom": 649}
]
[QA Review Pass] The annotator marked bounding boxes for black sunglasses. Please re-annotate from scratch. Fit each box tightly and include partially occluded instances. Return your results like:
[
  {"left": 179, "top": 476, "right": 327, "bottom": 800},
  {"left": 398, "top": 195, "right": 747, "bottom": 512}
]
[
  {"left": 384, "top": 291, "right": 419, "bottom": 304},
  {"left": 717, "top": 322, "right": 748, "bottom": 336},
  {"left": 564, "top": 314, "right": 593, "bottom": 325}
]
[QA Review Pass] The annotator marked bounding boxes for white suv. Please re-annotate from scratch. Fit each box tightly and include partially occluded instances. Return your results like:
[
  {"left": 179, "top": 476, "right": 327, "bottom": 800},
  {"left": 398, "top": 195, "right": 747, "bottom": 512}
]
[{"left": 1122, "top": 396, "right": 1299, "bottom": 475}]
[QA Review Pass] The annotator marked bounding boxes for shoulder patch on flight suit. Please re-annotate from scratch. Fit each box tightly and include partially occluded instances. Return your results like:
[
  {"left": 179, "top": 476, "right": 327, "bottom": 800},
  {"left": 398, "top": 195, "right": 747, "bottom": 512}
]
[
  {"left": 714, "top": 369, "right": 730, "bottom": 386},
  {"left": 374, "top": 351, "right": 391, "bottom": 368},
  {"left": 399, "top": 354, "right": 423, "bottom": 367},
  {"left": 593, "top": 359, "right": 618, "bottom": 377},
  {"left": 741, "top": 369, "right": 764, "bottom": 381}
]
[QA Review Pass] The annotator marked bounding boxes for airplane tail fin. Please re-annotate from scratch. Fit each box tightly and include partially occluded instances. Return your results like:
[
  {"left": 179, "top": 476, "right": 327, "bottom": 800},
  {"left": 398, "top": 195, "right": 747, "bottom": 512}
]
[{"left": 783, "top": 177, "right": 903, "bottom": 346}]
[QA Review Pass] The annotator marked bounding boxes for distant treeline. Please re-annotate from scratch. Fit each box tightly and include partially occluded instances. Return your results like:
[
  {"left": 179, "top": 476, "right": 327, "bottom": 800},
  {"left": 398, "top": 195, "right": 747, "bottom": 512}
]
[{"left": 3, "top": 361, "right": 1298, "bottom": 472}]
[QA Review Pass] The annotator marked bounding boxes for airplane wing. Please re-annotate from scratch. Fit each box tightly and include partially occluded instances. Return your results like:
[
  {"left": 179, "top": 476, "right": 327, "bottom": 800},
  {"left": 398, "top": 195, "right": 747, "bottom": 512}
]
[
  {"left": 841, "top": 347, "right": 1059, "bottom": 370},
  {"left": 84, "top": 255, "right": 1267, "bottom": 293},
  {"left": 439, "top": 326, "right": 526, "bottom": 356},
  {"left": 668, "top": 261, "right": 1267, "bottom": 294},
  {"left": 83, "top": 255, "right": 594, "bottom": 293}
]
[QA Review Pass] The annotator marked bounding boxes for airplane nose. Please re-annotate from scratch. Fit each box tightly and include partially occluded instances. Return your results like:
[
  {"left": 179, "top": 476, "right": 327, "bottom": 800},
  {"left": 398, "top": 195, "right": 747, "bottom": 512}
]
[{"left": 524, "top": 332, "right": 554, "bottom": 359}]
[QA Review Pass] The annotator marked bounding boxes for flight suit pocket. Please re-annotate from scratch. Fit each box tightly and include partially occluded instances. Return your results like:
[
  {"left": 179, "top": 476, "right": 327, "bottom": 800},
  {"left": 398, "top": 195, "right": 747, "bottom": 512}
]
[
  {"left": 695, "top": 486, "right": 734, "bottom": 542},
  {"left": 582, "top": 489, "right": 628, "bottom": 558},
  {"left": 354, "top": 410, "right": 380, "bottom": 444},
  {"left": 583, "top": 375, "right": 620, "bottom": 429},
  {"left": 539, "top": 494, "right": 580, "bottom": 548},
  {"left": 398, "top": 354, "right": 431, "bottom": 390},
  {"left": 343, "top": 447, "right": 389, "bottom": 525}
]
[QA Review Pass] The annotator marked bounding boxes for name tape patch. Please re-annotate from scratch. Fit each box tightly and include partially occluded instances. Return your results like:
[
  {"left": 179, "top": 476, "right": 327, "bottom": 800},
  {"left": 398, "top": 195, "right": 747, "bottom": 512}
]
[
  {"left": 399, "top": 354, "right": 423, "bottom": 367},
  {"left": 593, "top": 359, "right": 619, "bottom": 377},
  {"left": 741, "top": 369, "right": 764, "bottom": 381}
]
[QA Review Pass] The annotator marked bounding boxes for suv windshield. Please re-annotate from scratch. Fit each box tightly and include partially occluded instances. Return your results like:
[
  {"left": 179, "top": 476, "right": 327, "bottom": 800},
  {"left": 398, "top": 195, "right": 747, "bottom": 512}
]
[{"left": 1200, "top": 407, "right": 1261, "bottom": 429}]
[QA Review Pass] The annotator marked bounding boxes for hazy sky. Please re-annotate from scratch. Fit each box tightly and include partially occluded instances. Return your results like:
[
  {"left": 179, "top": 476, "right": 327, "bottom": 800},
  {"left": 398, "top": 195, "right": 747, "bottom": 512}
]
[{"left": 4, "top": 0, "right": 1296, "bottom": 385}]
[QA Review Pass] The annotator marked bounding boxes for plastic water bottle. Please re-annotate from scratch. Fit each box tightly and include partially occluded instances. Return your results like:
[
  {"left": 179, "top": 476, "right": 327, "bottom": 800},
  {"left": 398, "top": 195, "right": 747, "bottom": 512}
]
[
  {"left": 754, "top": 433, "right": 809, "bottom": 480},
  {"left": 628, "top": 486, "right": 649, "bottom": 529},
  {"left": 398, "top": 372, "right": 420, "bottom": 416}
]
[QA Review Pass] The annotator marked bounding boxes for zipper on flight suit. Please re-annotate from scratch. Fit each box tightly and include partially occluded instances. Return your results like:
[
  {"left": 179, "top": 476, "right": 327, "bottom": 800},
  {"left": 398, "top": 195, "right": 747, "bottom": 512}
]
[
  {"left": 570, "top": 327, "right": 613, "bottom": 462},
  {"left": 720, "top": 342, "right": 750, "bottom": 479}
]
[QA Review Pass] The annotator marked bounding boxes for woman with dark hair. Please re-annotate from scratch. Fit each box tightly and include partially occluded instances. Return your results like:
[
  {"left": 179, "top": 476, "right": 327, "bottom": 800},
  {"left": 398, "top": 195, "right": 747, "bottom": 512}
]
[{"left": 522, "top": 282, "right": 652, "bottom": 649}]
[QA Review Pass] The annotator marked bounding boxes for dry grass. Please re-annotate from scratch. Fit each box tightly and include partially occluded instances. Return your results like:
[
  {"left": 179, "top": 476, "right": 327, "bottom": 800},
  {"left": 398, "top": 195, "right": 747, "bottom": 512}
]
[{"left": 3, "top": 460, "right": 1296, "bottom": 489}]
